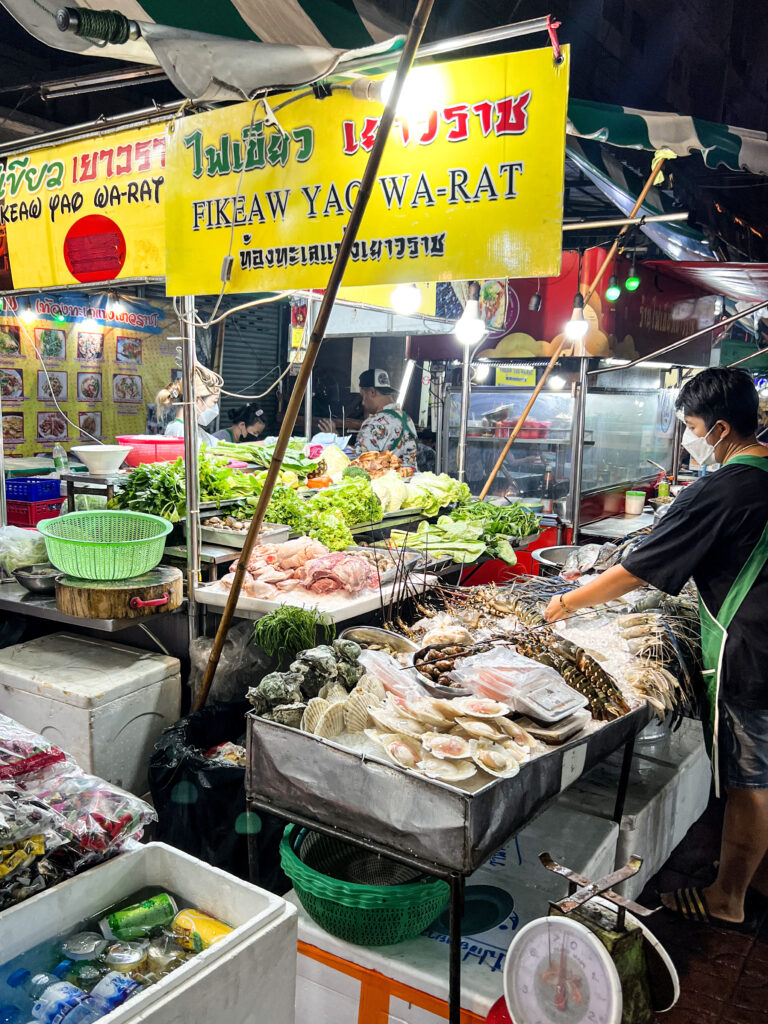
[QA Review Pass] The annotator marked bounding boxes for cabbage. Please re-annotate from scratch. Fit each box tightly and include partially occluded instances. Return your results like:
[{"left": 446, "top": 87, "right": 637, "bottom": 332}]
[
  {"left": 402, "top": 473, "right": 467, "bottom": 516},
  {"left": 321, "top": 445, "right": 350, "bottom": 481},
  {"left": 371, "top": 470, "right": 408, "bottom": 513}
]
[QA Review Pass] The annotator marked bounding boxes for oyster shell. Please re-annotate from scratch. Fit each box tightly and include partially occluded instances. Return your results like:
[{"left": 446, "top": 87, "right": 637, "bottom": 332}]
[
  {"left": 313, "top": 700, "right": 346, "bottom": 739},
  {"left": 446, "top": 696, "right": 511, "bottom": 719},
  {"left": 333, "top": 638, "right": 362, "bottom": 664},
  {"left": 318, "top": 682, "right": 348, "bottom": 704},
  {"left": 368, "top": 705, "right": 425, "bottom": 738},
  {"left": 301, "top": 697, "right": 330, "bottom": 733},
  {"left": 336, "top": 659, "right": 364, "bottom": 691},
  {"left": 420, "top": 732, "right": 472, "bottom": 760},
  {"left": 256, "top": 672, "right": 303, "bottom": 708},
  {"left": 269, "top": 702, "right": 306, "bottom": 729},
  {"left": 246, "top": 686, "right": 269, "bottom": 715},
  {"left": 343, "top": 691, "right": 373, "bottom": 733},
  {"left": 469, "top": 740, "right": 520, "bottom": 778},
  {"left": 382, "top": 735, "right": 423, "bottom": 770},
  {"left": 416, "top": 757, "right": 476, "bottom": 782},
  {"left": 452, "top": 717, "right": 506, "bottom": 741}
]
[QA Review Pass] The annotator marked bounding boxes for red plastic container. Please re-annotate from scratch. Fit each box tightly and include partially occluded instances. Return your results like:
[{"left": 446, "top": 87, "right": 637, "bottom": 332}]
[
  {"left": 116, "top": 435, "right": 185, "bottom": 466},
  {"left": 7, "top": 497, "right": 64, "bottom": 527}
]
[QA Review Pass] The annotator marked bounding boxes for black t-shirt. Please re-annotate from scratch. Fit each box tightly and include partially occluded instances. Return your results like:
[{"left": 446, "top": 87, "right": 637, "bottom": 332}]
[{"left": 622, "top": 460, "right": 768, "bottom": 708}]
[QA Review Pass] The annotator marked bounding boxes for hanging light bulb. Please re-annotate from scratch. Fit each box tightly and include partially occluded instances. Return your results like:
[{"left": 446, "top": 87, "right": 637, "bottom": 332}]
[
  {"left": 625, "top": 256, "right": 640, "bottom": 292},
  {"left": 605, "top": 275, "right": 621, "bottom": 302},
  {"left": 454, "top": 281, "right": 486, "bottom": 346},
  {"left": 391, "top": 283, "right": 422, "bottom": 316},
  {"left": 564, "top": 293, "right": 589, "bottom": 341},
  {"left": 20, "top": 304, "right": 35, "bottom": 323},
  {"left": 472, "top": 362, "right": 491, "bottom": 383},
  {"left": 549, "top": 374, "right": 566, "bottom": 390}
]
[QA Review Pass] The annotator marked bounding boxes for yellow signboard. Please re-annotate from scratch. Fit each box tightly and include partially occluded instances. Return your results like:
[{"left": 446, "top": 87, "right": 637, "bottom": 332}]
[
  {"left": 495, "top": 367, "right": 536, "bottom": 387},
  {"left": 3, "top": 124, "right": 167, "bottom": 289},
  {"left": 165, "top": 47, "right": 569, "bottom": 295}
]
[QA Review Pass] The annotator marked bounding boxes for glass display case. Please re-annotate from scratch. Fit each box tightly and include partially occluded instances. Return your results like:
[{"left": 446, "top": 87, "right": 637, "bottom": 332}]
[{"left": 440, "top": 386, "right": 584, "bottom": 501}]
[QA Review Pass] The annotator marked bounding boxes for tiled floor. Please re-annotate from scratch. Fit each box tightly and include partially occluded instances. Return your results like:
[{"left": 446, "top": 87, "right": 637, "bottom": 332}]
[{"left": 644, "top": 795, "right": 768, "bottom": 1024}]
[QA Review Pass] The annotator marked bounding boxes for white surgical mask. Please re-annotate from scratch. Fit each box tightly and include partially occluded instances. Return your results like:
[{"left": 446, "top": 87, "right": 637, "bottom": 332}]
[
  {"left": 198, "top": 401, "right": 219, "bottom": 426},
  {"left": 682, "top": 424, "right": 719, "bottom": 467}
]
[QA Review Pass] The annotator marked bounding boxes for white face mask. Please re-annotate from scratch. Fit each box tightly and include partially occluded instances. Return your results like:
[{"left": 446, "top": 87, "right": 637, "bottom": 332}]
[
  {"left": 682, "top": 424, "right": 720, "bottom": 467},
  {"left": 198, "top": 401, "right": 219, "bottom": 426}
]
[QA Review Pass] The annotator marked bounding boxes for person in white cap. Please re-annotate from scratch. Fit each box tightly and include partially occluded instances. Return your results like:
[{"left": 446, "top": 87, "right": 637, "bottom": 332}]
[{"left": 354, "top": 368, "right": 417, "bottom": 467}]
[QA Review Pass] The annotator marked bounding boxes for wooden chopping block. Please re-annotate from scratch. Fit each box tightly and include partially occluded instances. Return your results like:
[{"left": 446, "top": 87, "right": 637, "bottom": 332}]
[{"left": 56, "top": 566, "right": 183, "bottom": 620}]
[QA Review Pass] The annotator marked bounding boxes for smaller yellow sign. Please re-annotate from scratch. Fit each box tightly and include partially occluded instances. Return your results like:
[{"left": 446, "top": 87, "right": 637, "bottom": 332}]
[{"left": 495, "top": 367, "right": 536, "bottom": 387}]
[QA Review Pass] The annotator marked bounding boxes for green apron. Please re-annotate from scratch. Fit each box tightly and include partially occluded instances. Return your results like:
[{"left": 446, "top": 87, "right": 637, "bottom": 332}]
[
  {"left": 380, "top": 407, "right": 416, "bottom": 452},
  {"left": 698, "top": 454, "right": 768, "bottom": 793}
]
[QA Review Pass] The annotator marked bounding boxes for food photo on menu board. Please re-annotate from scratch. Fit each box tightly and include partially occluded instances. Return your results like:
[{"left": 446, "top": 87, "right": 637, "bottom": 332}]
[
  {"left": 79, "top": 411, "right": 101, "bottom": 438},
  {"left": 35, "top": 328, "right": 66, "bottom": 360},
  {"left": 37, "top": 410, "right": 67, "bottom": 440},
  {"left": 0, "top": 325, "right": 20, "bottom": 356},
  {"left": 2, "top": 412, "right": 24, "bottom": 442},
  {"left": 116, "top": 336, "right": 142, "bottom": 363},
  {"left": 77, "top": 371, "right": 102, "bottom": 401},
  {"left": 37, "top": 370, "right": 68, "bottom": 402},
  {"left": 0, "top": 368, "right": 23, "bottom": 400},
  {"left": 77, "top": 332, "right": 104, "bottom": 361},
  {"left": 113, "top": 374, "right": 142, "bottom": 403}
]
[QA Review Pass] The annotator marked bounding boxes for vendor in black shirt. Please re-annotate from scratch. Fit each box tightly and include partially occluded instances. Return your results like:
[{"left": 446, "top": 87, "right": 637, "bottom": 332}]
[{"left": 545, "top": 368, "right": 768, "bottom": 931}]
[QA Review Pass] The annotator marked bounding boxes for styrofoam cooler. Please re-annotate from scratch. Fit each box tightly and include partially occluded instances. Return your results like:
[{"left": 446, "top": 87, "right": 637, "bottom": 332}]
[
  {"left": 557, "top": 718, "right": 711, "bottom": 897},
  {"left": 293, "top": 803, "right": 619, "bottom": 1024},
  {"left": 0, "top": 633, "right": 181, "bottom": 794},
  {"left": 0, "top": 842, "right": 297, "bottom": 1024}
]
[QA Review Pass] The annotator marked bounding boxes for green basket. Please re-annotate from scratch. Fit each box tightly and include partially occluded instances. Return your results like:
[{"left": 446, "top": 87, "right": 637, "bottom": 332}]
[
  {"left": 38, "top": 510, "right": 172, "bottom": 581},
  {"left": 280, "top": 824, "right": 449, "bottom": 946}
]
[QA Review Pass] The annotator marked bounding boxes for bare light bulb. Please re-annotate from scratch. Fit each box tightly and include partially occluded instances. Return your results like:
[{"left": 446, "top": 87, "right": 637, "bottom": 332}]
[
  {"left": 455, "top": 299, "right": 486, "bottom": 346},
  {"left": 380, "top": 68, "right": 443, "bottom": 122},
  {"left": 549, "top": 375, "right": 566, "bottom": 390},
  {"left": 391, "top": 283, "right": 422, "bottom": 316},
  {"left": 20, "top": 307, "right": 35, "bottom": 323}
]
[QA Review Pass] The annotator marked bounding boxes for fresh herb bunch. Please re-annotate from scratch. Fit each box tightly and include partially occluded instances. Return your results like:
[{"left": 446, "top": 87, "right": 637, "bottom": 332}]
[
  {"left": 214, "top": 439, "right": 316, "bottom": 476},
  {"left": 252, "top": 606, "right": 335, "bottom": 667},
  {"left": 452, "top": 499, "right": 540, "bottom": 538}
]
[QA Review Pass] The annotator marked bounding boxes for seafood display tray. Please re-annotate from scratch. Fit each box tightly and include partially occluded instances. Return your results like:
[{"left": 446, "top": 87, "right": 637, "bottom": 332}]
[
  {"left": 194, "top": 576, "right": 438, "bottom": 624},
  {"left": 245, "top": 703, "right": 652, "bottom": 874},
  {"left": 183, "top": 521, "right": 291, "bottom": 548},
  {"left": 345, "top": 545, "right": 422, "bottom": 585}
]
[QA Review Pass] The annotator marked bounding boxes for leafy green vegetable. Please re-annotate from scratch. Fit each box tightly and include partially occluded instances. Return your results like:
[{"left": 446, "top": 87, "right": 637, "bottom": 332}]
[
  {"left": 252, "top": 606, "right": 335, "bottom": 668},
  {"left": 342, "top": 466, "right": 371, "bottom": 480},
  {"left": 401, "top": 473, "right": 470, "bottom": 516},
  {"left": 303, "top": 509, "right": 353, "bottom": 551},
  {"left": 452, "top": 499, "right": 540, "bottom": 539},
  {"left": 214, "top": 439, "right": 316, "bottom": 475},
  {"left": 391, "top": 517, "right": 487, "bottom": 563},
  {"left": 371, "top": 470, "right": 408, "bottom": 513},
  {"left": 306, "top": 478, "right": 381, "bottom": 527}
]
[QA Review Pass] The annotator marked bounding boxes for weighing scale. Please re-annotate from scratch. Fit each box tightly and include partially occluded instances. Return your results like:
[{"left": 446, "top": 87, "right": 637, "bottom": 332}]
[{"left": 488, "top": 855, "right": 678, "bottom": 1024}]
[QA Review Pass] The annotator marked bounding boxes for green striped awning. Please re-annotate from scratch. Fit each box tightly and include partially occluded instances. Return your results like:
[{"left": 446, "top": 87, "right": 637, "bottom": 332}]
[{"left": 568, "top": 98, "right": 768, "bottom": 177}]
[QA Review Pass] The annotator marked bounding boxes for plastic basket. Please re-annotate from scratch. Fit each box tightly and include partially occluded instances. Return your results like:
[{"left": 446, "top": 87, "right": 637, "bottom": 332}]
[
  {"left": 280, "top": 824, "right": 449, "bottom": 946},
  {"left": 6, "top": 498, "right": 64, "bottom": 528},
  {"left": 37, "top": 510, "right": 172, "bottom": 580},
  {"left": 117, "top": 435, "right": 185, "bottom": 467},
  {"left": 5, "top": 477, "right": 61, "bottom": 502}
]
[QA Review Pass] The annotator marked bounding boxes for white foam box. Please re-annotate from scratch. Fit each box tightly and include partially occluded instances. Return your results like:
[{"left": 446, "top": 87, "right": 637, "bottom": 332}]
[
  {"left": 293, "top": 803, "right": 619, "bottom": 1024},
  {"left": 557, "top": 718, "right": 711, "bottom": 898},
  {"left": 0, "top": 842, "right": 297, "bottom": 1024},
  {"left": 0, "top": 632, "right": 181, "bottom": 794}
]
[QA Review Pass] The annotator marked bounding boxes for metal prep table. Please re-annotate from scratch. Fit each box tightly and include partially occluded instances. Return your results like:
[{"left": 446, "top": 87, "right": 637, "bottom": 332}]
[
  {"left": 246, "top": 703, "right": 652, "bottom": 1024},
  {"left": 579, "top": 511, "right": 655, "bottom": 540}
]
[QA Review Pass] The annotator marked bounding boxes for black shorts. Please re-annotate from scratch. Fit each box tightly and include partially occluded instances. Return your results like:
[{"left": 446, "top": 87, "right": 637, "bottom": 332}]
[{"left": 718, "top": 700, "right": 768, "bottom": 790}]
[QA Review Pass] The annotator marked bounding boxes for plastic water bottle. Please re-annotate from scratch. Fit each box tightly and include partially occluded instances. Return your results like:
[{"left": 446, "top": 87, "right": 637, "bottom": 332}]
[
  {"left": 52, "top": 444, "right": 69, "bottom": 478},
  {"left": 6, "top": 971, "right": 95, "bottom": 1024},
  {"left": 86, "top": 972, "right": 141, "bottom": 1014}
]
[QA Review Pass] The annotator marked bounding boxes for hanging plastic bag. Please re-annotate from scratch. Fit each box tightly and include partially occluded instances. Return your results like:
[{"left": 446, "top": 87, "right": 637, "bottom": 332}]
[{"left": 0, "top": 526, "right": 48, "bottom": 575}]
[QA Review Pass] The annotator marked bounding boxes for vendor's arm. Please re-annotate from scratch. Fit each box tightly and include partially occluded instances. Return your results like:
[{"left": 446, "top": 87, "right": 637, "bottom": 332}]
[{"left": 545, "top": 565, "right": 646, "bottom": 622}]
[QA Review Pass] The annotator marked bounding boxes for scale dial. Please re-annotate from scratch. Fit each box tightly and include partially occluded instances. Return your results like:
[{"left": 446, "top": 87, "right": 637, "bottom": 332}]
[{"left": 504, "top": 916, "right": 622, "bottom": 1024}]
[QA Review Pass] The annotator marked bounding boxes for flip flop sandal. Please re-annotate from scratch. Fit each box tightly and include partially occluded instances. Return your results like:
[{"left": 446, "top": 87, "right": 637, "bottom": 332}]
[{"left": 665, "top": 887, "right": 757, "bottom": 933}]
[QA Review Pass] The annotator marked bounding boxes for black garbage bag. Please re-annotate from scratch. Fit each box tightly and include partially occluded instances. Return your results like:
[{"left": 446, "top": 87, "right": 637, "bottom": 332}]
[{"left": 148, "top": 701, "right": 289, "bottom": 894}]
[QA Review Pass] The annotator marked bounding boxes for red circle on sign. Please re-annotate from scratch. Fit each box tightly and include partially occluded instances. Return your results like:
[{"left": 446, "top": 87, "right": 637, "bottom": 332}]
[{"left": 63, "top": 214, "right": 126, "bottom": 283}]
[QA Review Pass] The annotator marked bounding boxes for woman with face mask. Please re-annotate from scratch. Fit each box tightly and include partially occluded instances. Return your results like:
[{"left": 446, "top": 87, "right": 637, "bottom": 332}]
[
  {"left": 156, "top": 364, "right": 224, "bottom": 448},
  {"left": 544, "top": 368, "right": 768, "bottom": 933},
  {"left": 211, "top": 403, "right": 265, "bottom": 443}
]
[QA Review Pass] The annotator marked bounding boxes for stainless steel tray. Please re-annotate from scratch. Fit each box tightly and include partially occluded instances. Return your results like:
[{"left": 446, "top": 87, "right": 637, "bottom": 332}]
[
  {"left": 246, "top": 703, "right": 652, "bottom": 874},
  {"left": 183, "top": 520, "right": 290, "bottom": 548}
]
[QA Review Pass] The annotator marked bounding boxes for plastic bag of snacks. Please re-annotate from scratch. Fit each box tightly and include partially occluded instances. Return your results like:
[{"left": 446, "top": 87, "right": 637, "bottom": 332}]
[{"left": 0, "top": 712, "right": 71, "bottom": 782}]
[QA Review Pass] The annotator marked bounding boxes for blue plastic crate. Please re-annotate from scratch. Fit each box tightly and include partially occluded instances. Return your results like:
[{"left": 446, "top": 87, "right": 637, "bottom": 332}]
[{"left": 4, "top": 476, "right": 61, "bottom": 502}]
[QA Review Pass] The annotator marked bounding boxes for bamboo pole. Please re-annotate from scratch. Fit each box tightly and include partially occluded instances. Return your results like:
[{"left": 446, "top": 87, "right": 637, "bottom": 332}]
[
  {"left": 478, "top": 156, "right": 667, "bottom": 500},
  {"left": 194, "top": 0, "right": 436, "bottom": 711}
]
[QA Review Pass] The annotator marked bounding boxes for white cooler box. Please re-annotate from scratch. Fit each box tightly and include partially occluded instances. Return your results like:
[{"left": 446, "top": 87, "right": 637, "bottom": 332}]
[
  {"left": 0, "top": 842, "right": 297, "bottom": 1024},
  {"left": 0, "top": 633, "right": 181, "bottom": 794},
  {"left": 294, "top": 802, "right": 619, "bottom": 1024}
]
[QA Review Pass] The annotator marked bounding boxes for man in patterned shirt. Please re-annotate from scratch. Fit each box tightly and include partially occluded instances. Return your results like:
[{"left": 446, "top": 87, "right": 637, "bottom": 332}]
[{"left": 354, "top": 368, "right": 418, "bottom": 468}]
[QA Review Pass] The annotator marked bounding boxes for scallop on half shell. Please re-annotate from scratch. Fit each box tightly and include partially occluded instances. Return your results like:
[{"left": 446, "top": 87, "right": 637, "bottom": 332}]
[
  {"left": 313, "top": 700, "right": 346, "bottom": 739},
  {"left": 343, "top": 691, "right": 373, "bottom": 733},
  {"left": 382, "top": 735, "right": 423, "bottom": 770},
  {"left": 420, "top": 732, "right": 472, "bottom": 760},
  {"left": 452, "top": 717, "right": 505, "bottom": 741},
  {"left": 368, "top": 705, "right": 425, "bottom": 738},
  {"left": 495, "top": 716, "right": 535, "bottom": 748},
  {"left": 318, "top": 682, "right": 348, "bottom": 704},
  {"left": 356, "top": 674, "right": 386, "bottom": 701},
  {"left": 301, "top": 697, "right": 330, "bottom": 733},
  {"left": 470, "top": 739, "right": 520, "bottom": 778},
  {"left": 446, "top": 696, "right": 511, "bottom": 719},
  {"left": 395, "top": 696, "right": 451, "bottom": 730},
  {"left": 416, "top": 757, "right": 476, "bottom": 782}
]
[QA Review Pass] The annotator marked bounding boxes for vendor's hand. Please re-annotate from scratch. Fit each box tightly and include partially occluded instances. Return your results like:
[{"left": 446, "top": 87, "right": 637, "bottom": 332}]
[
  {"left": 317, "top": 417, "right": 335, "bottom": 433},
  {"left": 544, "top": 595, "right": 570, "bottom": 623}
]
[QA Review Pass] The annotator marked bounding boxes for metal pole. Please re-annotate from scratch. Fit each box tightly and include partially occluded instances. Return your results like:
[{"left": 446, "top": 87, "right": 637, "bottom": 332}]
[
  {"left": 448, "top": 874, "right": 466, "bottom": 1024},
  {"left": 0, "top": 390, "right": 6, "bottom": 528},
  {"left": 433, "top": 367, "right": 445, "bottom": 473},
  {"left": 457, "top": 344, "right": 471, "bottom": 482},
  {"left": 194, "top": 0, "right": 437, "bottom": 712},
  {"left": 671, "top": 371, "right": 684, "bottom": 485},
  {"left": 180, "top": 295, "right": 200, "bottom": 647},
  {"left": 588, "top": 301, "right": 768, "bottom": 376},
  {"left": 562, "top": 211, "right": 689, "bottom": 232},
  {"left": 569, "top": 358, "right": 588, "bottom": 542}
]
